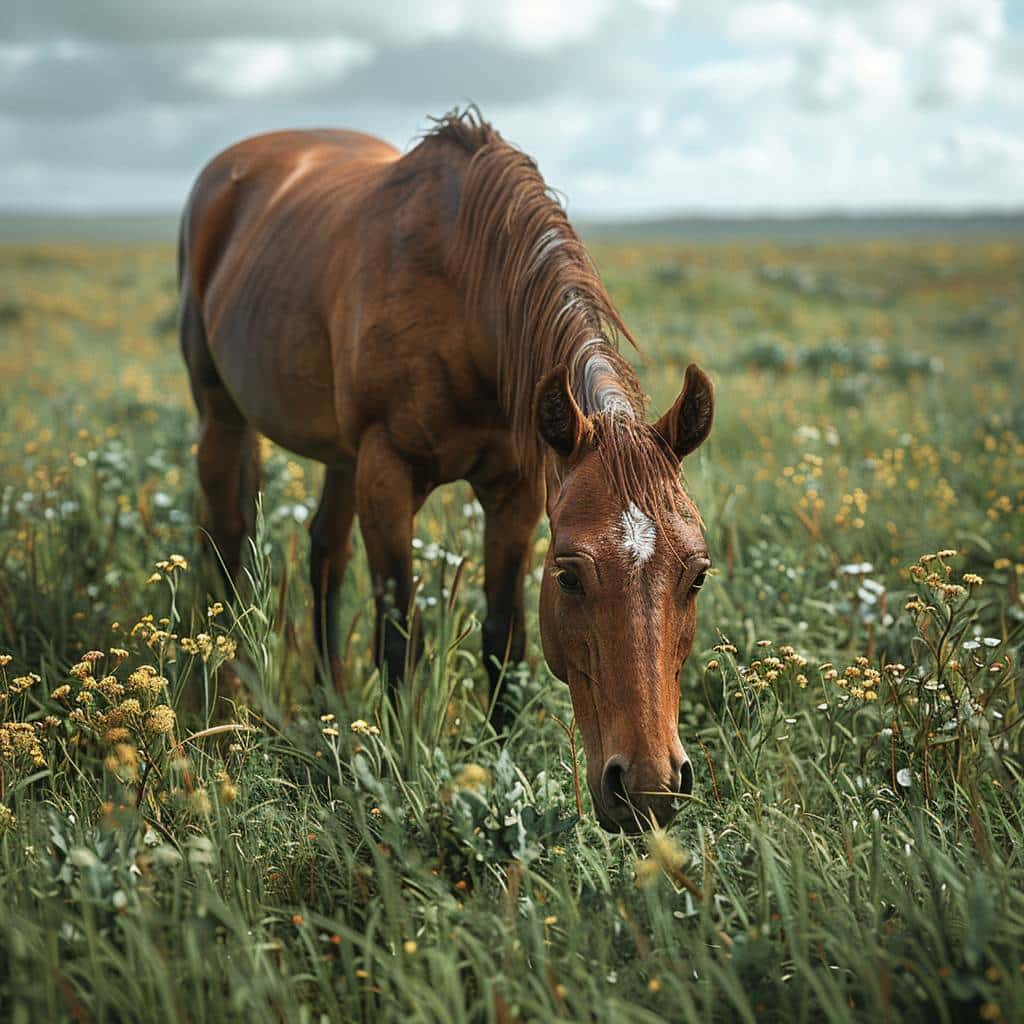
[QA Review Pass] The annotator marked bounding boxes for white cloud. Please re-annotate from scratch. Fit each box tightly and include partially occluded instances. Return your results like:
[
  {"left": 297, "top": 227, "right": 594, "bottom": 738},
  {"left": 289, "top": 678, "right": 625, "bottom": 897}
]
[
  {"left": 926, "top": 124, "right": 1024, "bottom": 183},
  {"left": 919, "top": 33, "right": 994, "bottom": 104},
  {"left": 679, "top": 56, "right": 796, "bottom": 103},
  {"left": 484, "top": 0, "right": 614, "bottom": 51},
  {"left": 186, "top": 37, "right": 373, "bottom": 98},
  {"left": 724, "top": 2, "right": 822, "bottom": 47},
  {"left": 797, "top": 21, "right": 906, "bottom": 108}
]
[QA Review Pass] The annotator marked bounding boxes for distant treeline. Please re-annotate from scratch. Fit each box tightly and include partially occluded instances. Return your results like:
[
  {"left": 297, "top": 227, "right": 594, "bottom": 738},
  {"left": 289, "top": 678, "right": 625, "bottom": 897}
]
[{"left": 0, "top": 208, "right": 1021, "bottom": 245}]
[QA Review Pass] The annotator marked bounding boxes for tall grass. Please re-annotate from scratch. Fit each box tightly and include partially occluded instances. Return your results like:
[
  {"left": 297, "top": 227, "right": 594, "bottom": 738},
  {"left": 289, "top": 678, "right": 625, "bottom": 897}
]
[{"left": 0, "top": 237, "right": 1022, "bottom": 1021}]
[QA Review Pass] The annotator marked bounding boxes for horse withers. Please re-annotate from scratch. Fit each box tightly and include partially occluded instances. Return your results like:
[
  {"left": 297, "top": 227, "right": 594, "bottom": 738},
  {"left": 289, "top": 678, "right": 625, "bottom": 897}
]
[{"left": 179, "top": 109, "right": 714, "bottom": 832}]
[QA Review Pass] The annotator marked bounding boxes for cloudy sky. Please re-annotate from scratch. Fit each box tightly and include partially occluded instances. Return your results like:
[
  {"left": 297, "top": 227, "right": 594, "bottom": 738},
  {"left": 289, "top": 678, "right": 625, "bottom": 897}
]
[{"left": 2, "top": 0, "right": 1023, "bottom": 217}]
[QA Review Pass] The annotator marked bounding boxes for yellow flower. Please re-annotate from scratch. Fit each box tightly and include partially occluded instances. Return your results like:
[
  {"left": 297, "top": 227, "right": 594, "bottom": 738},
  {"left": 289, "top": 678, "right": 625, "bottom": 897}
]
[
  {"left": 104, "top": 743, "right": 139, "bottom": 781},
  {"left": 144, "top": 704, "right": 176, "bottom": 735},
  {"left": 634, "top": 857, "right": 660, "bottom": 889},
  {"left": 455, "top": 763, "right": 490, "bottom": 792},
  {"left": 0, "top": 805, "right": 16, "bottom": 833},
  {"left": 350, "top": 719, "right": 380, "bottom": 737},
  {"left": 10, "top": 673, "right": 40, "bottom": 694},
  {"left": 188, "top": 788, "right": 212, "bottom": 816}
]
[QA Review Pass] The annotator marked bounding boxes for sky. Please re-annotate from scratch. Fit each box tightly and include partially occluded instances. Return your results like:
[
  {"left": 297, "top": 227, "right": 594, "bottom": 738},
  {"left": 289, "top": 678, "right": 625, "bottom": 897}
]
[{"left": 2, "top": 0, "right": 1023, "bottom": 218}]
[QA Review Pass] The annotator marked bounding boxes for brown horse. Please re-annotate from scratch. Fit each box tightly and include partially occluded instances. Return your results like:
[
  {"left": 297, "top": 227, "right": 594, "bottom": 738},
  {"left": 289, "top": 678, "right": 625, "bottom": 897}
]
[{"left": 179, "top": 109, "right": 714, "bottom": 833}]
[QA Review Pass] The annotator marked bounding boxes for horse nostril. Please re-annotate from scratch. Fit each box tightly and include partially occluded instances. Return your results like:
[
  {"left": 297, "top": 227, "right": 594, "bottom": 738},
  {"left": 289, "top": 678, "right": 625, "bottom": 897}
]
[
  {"left": 600, "top": 755, "right": 630, "bottom": 813},
  {"left": 679, "top": 759, "right": 694, "bottom": 796}
]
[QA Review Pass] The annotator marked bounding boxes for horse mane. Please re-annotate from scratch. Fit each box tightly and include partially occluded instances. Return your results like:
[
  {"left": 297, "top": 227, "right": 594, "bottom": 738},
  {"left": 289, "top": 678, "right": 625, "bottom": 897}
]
[{"left": 426, "top": 107, "right": 683, "bottom": 514}]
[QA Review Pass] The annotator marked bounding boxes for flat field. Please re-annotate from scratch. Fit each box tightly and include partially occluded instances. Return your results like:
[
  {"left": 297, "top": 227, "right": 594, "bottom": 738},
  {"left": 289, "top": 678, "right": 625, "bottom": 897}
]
[{"left": 0, "top": 234, "right": 1022, "bottom": 1022}]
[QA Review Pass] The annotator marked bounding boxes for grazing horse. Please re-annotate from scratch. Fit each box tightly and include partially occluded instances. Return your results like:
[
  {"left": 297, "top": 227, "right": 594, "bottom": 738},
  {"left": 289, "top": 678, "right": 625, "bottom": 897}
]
[{"left": 179, "top": 109, "right": 714, "bottom": 832}]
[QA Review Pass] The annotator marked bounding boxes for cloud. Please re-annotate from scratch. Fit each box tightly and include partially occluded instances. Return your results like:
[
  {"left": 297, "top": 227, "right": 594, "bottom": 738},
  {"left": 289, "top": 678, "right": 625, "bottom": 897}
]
[
  {"left": 185, "top": 37, "right": 373, "bottom": 98},
  {"left": 926, "top": 124, "right": 1024, "bottom": 183},
  {"left": 679, "top": 56, "right": 797, "bottom": 104},
  {"left": 0, "top": 0, "right": 1022, "bottom": 216}
]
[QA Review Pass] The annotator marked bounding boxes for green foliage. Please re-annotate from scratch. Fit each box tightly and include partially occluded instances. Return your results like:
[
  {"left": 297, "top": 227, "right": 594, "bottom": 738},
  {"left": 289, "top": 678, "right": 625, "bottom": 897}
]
[{"left": 0, "top": 237, "right": 1022, "bottom": 1022}]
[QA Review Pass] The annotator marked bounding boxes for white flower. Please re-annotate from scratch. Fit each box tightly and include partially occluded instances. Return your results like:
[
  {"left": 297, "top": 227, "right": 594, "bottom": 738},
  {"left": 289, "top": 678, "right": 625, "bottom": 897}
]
[
  {"left": 896, "top": 768, "right": 912, "bottom": 788},
  {"left": 839, "top": 562, "right": 873, "bottom": 575}
]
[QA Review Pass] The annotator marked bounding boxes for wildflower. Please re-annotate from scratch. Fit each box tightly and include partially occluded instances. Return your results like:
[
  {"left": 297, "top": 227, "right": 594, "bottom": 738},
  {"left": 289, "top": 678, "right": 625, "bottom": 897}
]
[
  {"left": 350, "top": 719, "right": 380, "bottom": 737},
  {"left": 936, "top": 549, "right": 957, "bottom": 559},
  {"left": 796, "top": 674, "right": 808, "bottom": 688},
  {"left": 104, "top": 744, "right": 139, "bottom": 781},
  {"left": 963, "top": 573, "right": 984, "bottom": 586},
  {"left": 109, "top": 648, "right": 129, "bottom": 664},
  {"left": 0, "top": 655, "right": 11, "bottom": 668},
  {"left": 320, "top": 713, "right": 335, "bottom": 722},
  {"left": 648, "top": 833, "right": 686, "bottom": 872},
  {"left": 97, "top": 675, "right": 124, "bottom": 701},
  {"left": 0, "top": 805, "right": 16, "bottom": 833},
  {"left": 10, "top": 673, "right": 40, "bottom": 694},
  {"left": 103, "top": 727, "right": 131, "bottom": 744},
  {"left": 543, "top": 915, "right": 558, "bottom": 926},
  {"left": 554, "top": 984, "right": 568, "bottom": 999},
  {"left": 207, "top": 602, "right": 224, "bottom": 618},
  {"left": 455, "top": 763, "right": 490, "bottom": 792},
  {"left": 634, "top": 858, "right": 660, "bottom": 889},
  {"left": 117, "top": 698, "right": 142, "bottom": 717},
  {"left": 188, "top": 789, "right": 212, "bottom": 816},
  {"left": 144, "top": 705, "right": 176, "bottom": 735},
  {"left": 322, "top": 727, "right": 339, "bottom": 738},
  {"left": 219, "top": 778, "right": 238, "bottom": 804},
  {"left": 648, "top": 979, "right": 661, "bottom": 993},
  {"left": 127, "top": 666, "right": 165, "bottom": 697},
  {"left": 291, "top": 914, "right": 304, "bottom": 927},
  {"left": 706, "top": 659, "right": 720, "bottom": 671},
  {"left": 50, "top": 684, "right": 71, "bottom": 701},
  {"left": 403, "top": 940, "right": 417, "bottom": 954}
]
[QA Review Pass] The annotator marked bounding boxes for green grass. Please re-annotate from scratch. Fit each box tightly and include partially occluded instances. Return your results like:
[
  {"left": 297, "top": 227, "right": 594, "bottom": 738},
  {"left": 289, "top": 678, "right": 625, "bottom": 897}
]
[{"left": 0, "top": 236, "right": 1022, "bottom": 1022}]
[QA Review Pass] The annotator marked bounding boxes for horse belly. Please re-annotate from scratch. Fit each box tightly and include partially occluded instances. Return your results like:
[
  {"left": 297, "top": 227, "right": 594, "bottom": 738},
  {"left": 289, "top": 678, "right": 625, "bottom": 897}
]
[{"left": 209, "top": 314, "right": 347, "bottom": 463}]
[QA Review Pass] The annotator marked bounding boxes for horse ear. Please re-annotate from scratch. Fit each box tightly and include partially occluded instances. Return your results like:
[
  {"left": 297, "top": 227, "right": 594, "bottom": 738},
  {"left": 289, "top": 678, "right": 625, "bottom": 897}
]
[
  {"left": 654, "top": 364, "right": 714, "bottom": 460},
  {"left": 535, "top": 364, "right": 586, "bottom": 458}
]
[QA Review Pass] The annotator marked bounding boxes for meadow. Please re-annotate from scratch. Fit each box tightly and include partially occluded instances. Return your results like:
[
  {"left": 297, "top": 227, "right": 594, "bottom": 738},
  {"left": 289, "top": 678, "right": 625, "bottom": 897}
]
[{"left": 0, "top": 232, "right": 1022, "bottom": 1022}]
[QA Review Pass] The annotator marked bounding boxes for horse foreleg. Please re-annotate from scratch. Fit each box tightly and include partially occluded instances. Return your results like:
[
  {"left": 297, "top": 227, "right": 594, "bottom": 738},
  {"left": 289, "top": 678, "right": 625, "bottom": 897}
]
[
  {"left": 473, "top": 475, "right": 544, "bottom": 733},
  {"left": 355, "top": 428, "right": 423, "bottom": 696},
  {"left": 310, "top": 462, "right": 356, "bottom": 690}
]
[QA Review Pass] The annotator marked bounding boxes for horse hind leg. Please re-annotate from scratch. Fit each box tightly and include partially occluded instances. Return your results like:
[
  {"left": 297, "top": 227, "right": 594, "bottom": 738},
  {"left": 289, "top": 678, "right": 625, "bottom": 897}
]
[
  {"left": 181, "top": 295, "right": 261, "bottom": 583},
  {"left": 309, "top": 463, "right": 356, "bottom": 689}
]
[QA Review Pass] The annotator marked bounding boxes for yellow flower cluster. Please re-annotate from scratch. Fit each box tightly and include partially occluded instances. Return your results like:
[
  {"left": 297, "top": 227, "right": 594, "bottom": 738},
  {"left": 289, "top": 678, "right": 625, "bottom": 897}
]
[
  {"left": 350, "top": 719, "right": 380, "bottom": 737},
  {"left": 180, "top": 633, "right": 237, "bottom": 662},
  {"left": 147, "top": 553, "right": 188, "bottom": 583},
  {"left": 821, "top": 657, "right": 881, "bottom": 701}
]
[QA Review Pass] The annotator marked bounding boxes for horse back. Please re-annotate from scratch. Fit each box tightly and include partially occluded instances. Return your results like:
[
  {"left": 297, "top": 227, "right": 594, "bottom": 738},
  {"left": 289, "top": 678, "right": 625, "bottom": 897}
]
[{"left": 181, "top": 129, "right": 399, "bottom": 318}]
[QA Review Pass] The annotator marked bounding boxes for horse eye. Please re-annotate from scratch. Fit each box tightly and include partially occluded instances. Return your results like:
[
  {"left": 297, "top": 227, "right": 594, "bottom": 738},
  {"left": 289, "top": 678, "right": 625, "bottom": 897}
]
[
  {"left": 691, "top": 570, "right": 707, "bottom": 593},
  {"left": 556, "top": 569, "right": 583, "bottom": 595}
]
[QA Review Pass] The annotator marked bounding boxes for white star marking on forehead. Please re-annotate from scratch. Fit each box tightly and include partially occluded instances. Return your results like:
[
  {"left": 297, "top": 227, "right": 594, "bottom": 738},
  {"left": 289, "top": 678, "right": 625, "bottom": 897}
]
[{"left": 620, "top": 502, "right": 656, "bottom": 567}]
